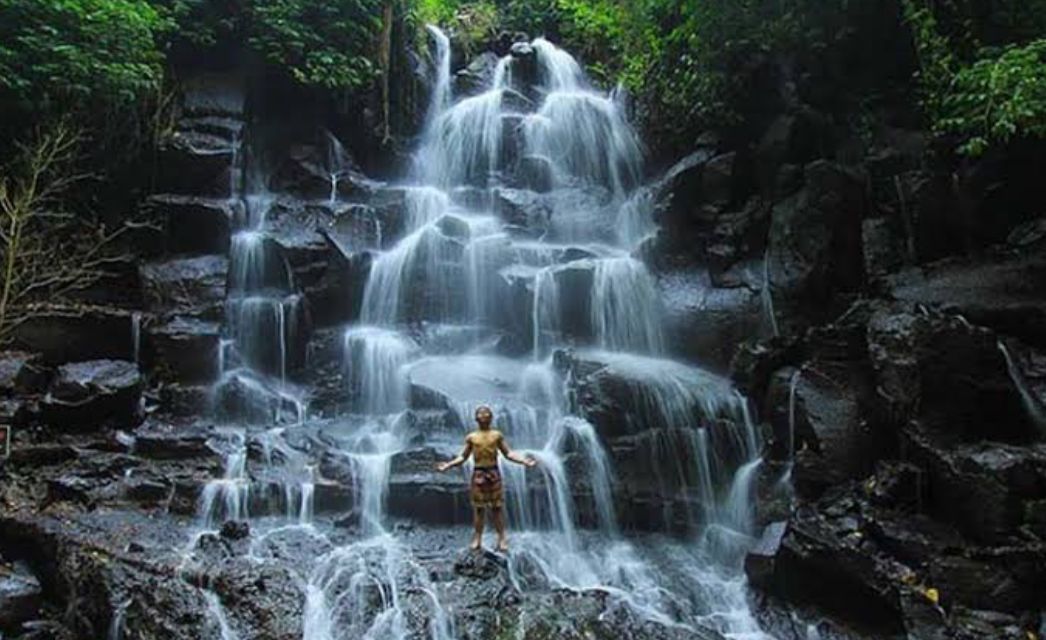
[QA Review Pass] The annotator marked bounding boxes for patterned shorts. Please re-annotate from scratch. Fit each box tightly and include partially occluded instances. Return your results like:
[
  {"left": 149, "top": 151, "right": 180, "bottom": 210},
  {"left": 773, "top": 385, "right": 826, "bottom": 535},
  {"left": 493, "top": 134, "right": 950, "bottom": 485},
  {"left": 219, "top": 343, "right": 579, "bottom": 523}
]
[{"left": 470, "top": 466, "right": 503, "bottom": 509}]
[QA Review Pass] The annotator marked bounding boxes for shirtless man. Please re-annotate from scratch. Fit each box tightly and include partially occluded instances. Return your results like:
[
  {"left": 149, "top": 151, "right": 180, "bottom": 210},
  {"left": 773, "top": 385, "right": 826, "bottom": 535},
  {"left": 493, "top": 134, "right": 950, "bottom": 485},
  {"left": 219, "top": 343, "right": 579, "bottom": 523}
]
[{"left": 435, "top": 405, "right": 537, "bottom": 551}]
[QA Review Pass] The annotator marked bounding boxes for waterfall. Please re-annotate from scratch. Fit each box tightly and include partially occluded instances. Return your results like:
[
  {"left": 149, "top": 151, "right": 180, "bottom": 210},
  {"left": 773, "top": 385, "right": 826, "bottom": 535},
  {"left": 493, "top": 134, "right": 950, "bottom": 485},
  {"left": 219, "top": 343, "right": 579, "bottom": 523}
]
[
  {"left": 424, "top": 25, "right": 452, "bottom": 130},
  {"left": 198, "top": 430, "right": 250, "bottom": 528},
  {"left": 762, "top": 249, "right": 780, "bottom": 337},
  {"left": 997, "top": 340, "right": 1046, "bottom": 435},
  {"left": 590, "top": 257, "right": 664, "bottom": 353},
  {"left": 107, "top": 599, "right": 130, "bottom": 640},
  {"left": 787, "top": 368, "right": 801, "bottom": 460},
  {"left": 343, "top": 327, "right": 417, "bottom": 413},
  {"left": 130, "top": 312, "right": 141, "bottom": 364},
  {"left": 205, "top": 591, "right": 240, "bottom": 640},
  {"left": 186, "top": 29, "right": 773, "bottom": 640},
  {"left": 324, "top": 130, "right": 355, "bottom": 206}
]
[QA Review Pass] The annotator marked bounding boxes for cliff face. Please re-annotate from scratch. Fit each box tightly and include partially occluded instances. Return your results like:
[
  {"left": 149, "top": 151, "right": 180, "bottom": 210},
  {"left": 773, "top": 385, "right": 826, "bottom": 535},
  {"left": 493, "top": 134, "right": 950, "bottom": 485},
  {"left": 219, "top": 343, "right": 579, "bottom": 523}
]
[{"left": 1, "top": 17, "right": 1045, "bottom": 640}]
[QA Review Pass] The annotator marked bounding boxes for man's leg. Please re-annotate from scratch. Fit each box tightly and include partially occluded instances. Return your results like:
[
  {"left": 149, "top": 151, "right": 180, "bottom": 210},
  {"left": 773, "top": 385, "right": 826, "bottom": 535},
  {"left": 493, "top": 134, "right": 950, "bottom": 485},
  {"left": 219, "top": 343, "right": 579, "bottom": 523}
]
[
  {"left": 470, "top": 507, "right": 485, "bottom": 550},
  {"left": 492, "top": 507, "right": 508, "bottom": 551}
]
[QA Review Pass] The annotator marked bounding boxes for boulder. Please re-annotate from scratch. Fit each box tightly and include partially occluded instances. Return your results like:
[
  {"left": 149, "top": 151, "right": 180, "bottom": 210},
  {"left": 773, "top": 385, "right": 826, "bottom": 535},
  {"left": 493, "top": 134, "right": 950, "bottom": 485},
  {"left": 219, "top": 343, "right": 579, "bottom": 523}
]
[
  {"left": 213, "top": 372, "right": 305, "bottom": 426},
  {"left": 494, "top": 188, "right": 551, "bottom": 235},
  {"left": 270, "top": 141, "right": 375, "bottom": 201},
  {"left": 180, "top": 73, "right": 246, "bottom": 118},
  {"left": 656, "top": 268, "right": 766, "bottom": 370},
  {"left": 157, "top": 130, "right": 237, "bottom": 198},
  {"left": 867, "top": 306, "right": 1039, "bottom": 442},
  {"left": 41, "top": 360, "right": 143, "bottom": 430},
  {"left": 0, "top": 561, "right": 42, "bottom": 630},
  {"left": 226, "top": 294, "right": 311, "bottom": 376},
  {"left": 701, "top": 151, "right": 739, "bottom": 208},
  {"left": 862, "top": 217, "right": 905, "bottom": 278},
  {"left": 140, "top": 255, "right": 228, "bottom": 316},
  {"left": 927, "top": 555, "right": 1027, "bottom": 612},
  {"left": 148, "top": 194, "right": 238, "bottom": 256},
  {"left": 763, "top": 332, "right": 881, "bottom": 497},
  {"left": 744, "top": 521, "right": 788, "bottom": 589},
  {"left": 11, "top": 305, "right": 135, "bottom": 364},
  {"left": 387, "top": 448, "right": 471, "bottom": 524},
  {"left": 0, "top": 352, "right": 48, "bottom": 397},
  {"left": 306, "top": 240, "right": 370, "bottom": 327},
  {"left": 133, "top": 421, "right": 219, "bottom": 461},
  {"left": 147, "top": 317, "right": 221, "bottom": 383},
  {"left": 765, "top": 160, "right": 866, "bottom": 329},
  {"left": 556, "top": 349, "right": 745, "bottom": 438},
  {"left": 754, "top": 109, "right": 833, "bottom": 197},
  {"left": 900, "top": 423, "right": 1046, "bottom": 544},
  {"left": 654, "top": 149, "right": 716, "bottom": 222},
  {"left": 515, "top": 154, "right": 553, "bottom": 192},
  {"left": 227, "top": 232, "right": 297, "bottom": 295},
  {"left": 885, "top": 249, "right": 1046, "bottom": 350},
  {"left": 765, "top": 507, "right": 906, "bottom": 635},
  {"left": 210, "top": 560, "right": 305, "bottom": 640},
  {"left": 453, "top": 52, "right": 501, "bottom": 96}
]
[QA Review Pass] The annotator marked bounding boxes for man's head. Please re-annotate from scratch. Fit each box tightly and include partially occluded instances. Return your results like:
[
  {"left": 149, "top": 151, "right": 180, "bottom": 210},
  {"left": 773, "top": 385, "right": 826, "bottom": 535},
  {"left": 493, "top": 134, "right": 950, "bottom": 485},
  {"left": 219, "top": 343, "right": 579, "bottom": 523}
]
[{"left": 474, "top": 405, "right": 493, "bottom": 428}]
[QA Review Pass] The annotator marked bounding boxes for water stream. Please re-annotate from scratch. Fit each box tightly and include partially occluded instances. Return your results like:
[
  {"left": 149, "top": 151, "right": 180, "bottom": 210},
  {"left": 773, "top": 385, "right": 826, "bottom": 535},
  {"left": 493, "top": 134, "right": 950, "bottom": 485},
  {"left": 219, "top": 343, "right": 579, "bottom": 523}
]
[{"left": 190, "top": 26, "right": 773, "bottom": 639}]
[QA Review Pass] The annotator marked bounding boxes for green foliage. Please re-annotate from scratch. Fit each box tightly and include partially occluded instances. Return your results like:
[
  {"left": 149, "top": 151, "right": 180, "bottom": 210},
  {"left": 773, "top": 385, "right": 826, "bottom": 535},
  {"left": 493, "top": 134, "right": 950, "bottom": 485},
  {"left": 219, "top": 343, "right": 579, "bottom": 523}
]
[
  {"left": 0, "top": 0, "right": 168, "bottom": 112},
  {"left": 414, "top": 0, "right": 501, "bottom": 55},
  {"left": 154, "top": 0, "right": 385, "bottom": 90},
  {"left": 942, "top": 39, "right": 1046, "bottom": 155},
  {"left": 904, "top": 0, "right": 1046, "bottom": 155},
  {"left": 248, "top": 0, "right": 384, "bottom": 89},
  {"left": 408, "top": 0, "right": 812, "bottom": 137}
]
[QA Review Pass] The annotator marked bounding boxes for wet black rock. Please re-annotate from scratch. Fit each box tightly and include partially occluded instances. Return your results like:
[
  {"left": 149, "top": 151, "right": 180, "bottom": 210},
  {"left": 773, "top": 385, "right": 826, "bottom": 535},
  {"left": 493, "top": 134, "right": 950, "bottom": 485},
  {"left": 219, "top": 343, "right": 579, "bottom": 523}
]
[
  {"left": 862, "top": 217, "right": 906, "bottom": 279},
  {"left": 744, "top": 520, "right": 787, "bottom": 590},
  {"left": 157, "top": 130, "right": 237, "bottom": 198},
  {"left": 133, "top": 421, "right": 218, "bottom": 461},
  {"left": 657, "top": 268, "right": 766, "bottom": 371},
  {"left": 754, "top": 110, "right": 833, "bottom": 198},
  {"left": 885, "top": 249, "right": 1046, "bottom": 350},
  {"left": 867, "top": 305, "right": 1040, "bottom": 443},
  {"left": 11, "top": 305, "right": 135, "bottom": 364},
  {"left": 147, "top": 317, "right": 221, "bottom": 383},
  {"left": 140, "top": 255, "right": 228, "bottom": 316},
  {"left": 453, "top": 548, "right": 505, "bottom": 580},
  {"left": 515, "top": 154, "right": 553, "bottom": 192},
  {"left": 753, "top": 506, "right": 906, "bottom": 635},
  {"left": 41, "top": 360, "right": 143, "bottom": 430},
  {"left": 180, "top": 73, "right": 246, "bottom": 118},
  {"left": 148, "top": 194, "right": 238, "bottom": 256},
  {"left": 220, "top": 521, "right": 250, "bottom": 541},
  {"left": 454, "top": 52, "right": 501, "bottom": 96},
  {"left": 900, "top": 423, "right": 1046, "bottom": 544},
  {"left": 0, "top": 352, "right": 48, "bottom": 397},
  {"left": 388, "top": 447, "right": 474, "bottom": 524},
  {"left": 270, "top": 141, "right": 376, "bottom": 202},
  {"left": 765, "top": 160, "right": 867, "bottom": 330},
  {"left": 494, "top": 187, "right": 551, "bottom": 235},
  {"left": 211, "top": 559, "right": 305, "bottom": 640},
  {"left": 0, "top": 560, "right": 42, "bottom": 631}
]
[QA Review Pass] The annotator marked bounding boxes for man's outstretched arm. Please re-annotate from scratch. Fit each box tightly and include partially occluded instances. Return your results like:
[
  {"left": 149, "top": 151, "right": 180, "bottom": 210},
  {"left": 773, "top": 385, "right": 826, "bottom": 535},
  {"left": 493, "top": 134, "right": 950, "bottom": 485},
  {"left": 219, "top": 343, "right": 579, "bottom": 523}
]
[
  {"left": 498, "top": 434, "right": 537, "bottom": 467},
  {"left": 436, "top": 437, "right": 473, "bottom": 472}
]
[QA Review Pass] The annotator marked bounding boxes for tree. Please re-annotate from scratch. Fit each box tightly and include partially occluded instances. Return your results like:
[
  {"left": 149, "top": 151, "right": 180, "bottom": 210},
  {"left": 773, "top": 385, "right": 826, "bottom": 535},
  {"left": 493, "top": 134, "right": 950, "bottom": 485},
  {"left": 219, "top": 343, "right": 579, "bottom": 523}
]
[{"left": 0, "top": 125, "right": 129, "bottom": 345}]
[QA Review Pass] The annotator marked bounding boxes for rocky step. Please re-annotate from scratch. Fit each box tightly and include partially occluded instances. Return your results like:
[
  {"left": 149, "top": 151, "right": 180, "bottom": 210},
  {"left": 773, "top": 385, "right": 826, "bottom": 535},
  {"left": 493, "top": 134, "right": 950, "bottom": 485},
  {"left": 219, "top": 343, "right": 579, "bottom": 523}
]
[
  {"left": 10, "top": 304, "right": 138, "bottom": 365},
  {"left": 140, "top": 255, "right": 227, "bottom": 317},
  {"left": 147, "top": 194, "right": 239, "bottom": 256}
]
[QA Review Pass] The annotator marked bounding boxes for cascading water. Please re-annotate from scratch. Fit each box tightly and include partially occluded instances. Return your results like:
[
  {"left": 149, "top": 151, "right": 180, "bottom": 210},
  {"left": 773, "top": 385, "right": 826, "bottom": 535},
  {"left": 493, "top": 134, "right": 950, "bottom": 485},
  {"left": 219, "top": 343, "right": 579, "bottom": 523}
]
[
  {"left": 188, "top": 26, "right": 773, "bottom": 640},
  {"left": 296, "top": 28, "right": 771, "bottom": 639}
]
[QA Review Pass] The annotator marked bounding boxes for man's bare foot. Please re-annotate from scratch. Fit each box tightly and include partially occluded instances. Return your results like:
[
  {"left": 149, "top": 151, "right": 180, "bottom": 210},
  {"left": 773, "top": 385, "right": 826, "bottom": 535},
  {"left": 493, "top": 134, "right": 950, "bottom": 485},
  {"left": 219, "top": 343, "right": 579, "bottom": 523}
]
[
  {"left": 469, "top": 537, "right": 482, "bottom": 551},
  {"left": 496, "top": 539, "right": 509, "bottom": 553}
]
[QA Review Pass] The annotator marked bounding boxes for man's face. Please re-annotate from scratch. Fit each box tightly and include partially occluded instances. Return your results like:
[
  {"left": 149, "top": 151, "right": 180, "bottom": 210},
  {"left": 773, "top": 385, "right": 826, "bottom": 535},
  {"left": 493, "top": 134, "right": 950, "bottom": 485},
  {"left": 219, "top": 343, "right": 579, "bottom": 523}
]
[{"left": 475, "top": 406, "right": 492, "bottom": 426}]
